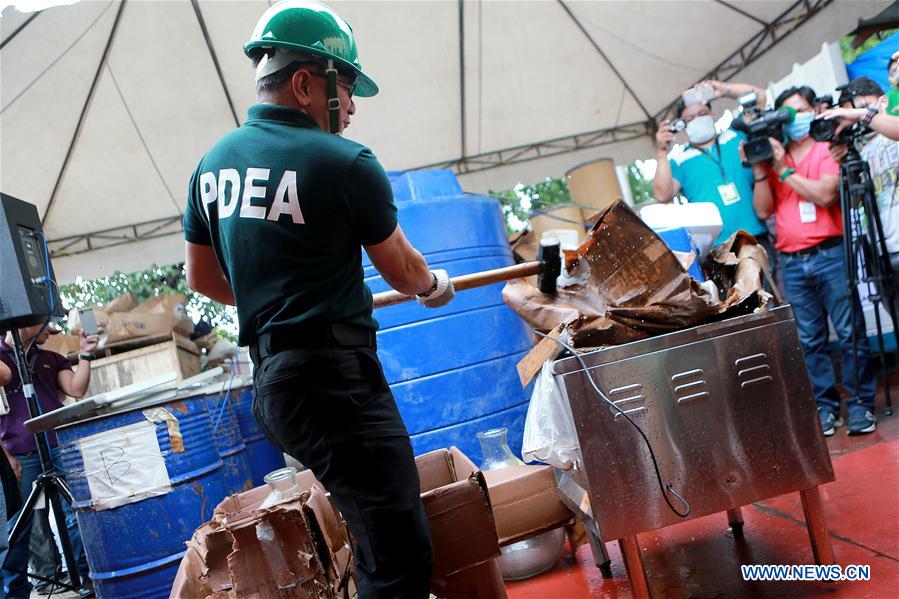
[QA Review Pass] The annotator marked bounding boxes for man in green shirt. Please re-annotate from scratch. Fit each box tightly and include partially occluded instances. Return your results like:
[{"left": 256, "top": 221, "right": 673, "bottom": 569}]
[
  {"left": 183, "top": 2, "right": 453, "bottom": 596},
  {"left": 887, "top": 51, "right": 899, "bottom": 116}
]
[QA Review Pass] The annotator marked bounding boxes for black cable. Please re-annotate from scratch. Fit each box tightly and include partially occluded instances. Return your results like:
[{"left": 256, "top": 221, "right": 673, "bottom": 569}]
[{"left": 534, "top": 330, "right": 691, "bottom": 518}]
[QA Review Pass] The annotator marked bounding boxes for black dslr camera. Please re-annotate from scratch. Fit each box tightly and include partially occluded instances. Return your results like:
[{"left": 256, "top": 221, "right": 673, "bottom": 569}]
[
  {"left": 731, "top": 92, "right": 796, "bottom": 164},
  {"left": 809, "top": 117, "right": 859, "bottom": 145},
  {"left": 810, "top": 84, "right": 869, "bottom": 147}
]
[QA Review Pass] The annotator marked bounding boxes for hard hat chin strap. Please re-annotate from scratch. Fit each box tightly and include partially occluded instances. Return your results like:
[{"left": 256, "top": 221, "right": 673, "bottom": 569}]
[{"left": 326, "top": 59, "right": 340, "bottom": 134}]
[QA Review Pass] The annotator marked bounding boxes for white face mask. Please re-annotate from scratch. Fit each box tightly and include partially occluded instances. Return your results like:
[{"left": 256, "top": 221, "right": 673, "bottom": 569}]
[{"left": 685, "top": 114, "right": 716, "bottom": 145}]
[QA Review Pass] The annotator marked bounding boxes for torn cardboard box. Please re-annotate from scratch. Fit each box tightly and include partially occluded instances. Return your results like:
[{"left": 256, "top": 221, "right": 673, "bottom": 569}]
[
  {"left": 416, "top": 447, "right": 506, "bottom": 599},
  {"left": 416, "top": 447, "right": 501, "bottom": 579},
  {"left": 70, "top": 293, "right": 195, "bottom": 347},
  {"left": 706, "top": 230, "right": 776, "bottom": 309},
  {"left": 170, "top": 469, "right": 352, "bottom": 599},
  {"left": 101, "top": 291, "right": 138, "bottom": 314},
  {"left": 504, "top": 202, "right": 774, "bottom": 348},
  {"left": 41, "top": 333, "right": 81, "bottom": 357}
]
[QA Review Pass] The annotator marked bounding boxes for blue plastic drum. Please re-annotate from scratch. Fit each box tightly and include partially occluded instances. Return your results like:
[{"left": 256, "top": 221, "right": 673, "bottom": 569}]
[
  {"left": 202, "top": 388, "right": 253, "bottom": 496},
  {"left": 231, "top": 384, "right": 286, "bottom": 486},
  {"left": 56, "top": 393, "right": 227, "bottom": 598},
  {"left": 366, "top": 170, "right": 534, "bottom": 462}
]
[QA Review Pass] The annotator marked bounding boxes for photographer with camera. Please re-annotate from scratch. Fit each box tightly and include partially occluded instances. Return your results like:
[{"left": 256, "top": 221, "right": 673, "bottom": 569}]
[
  {"left": 819, "top": 79, "right": 899, "bottom": 143},
  {"left": 654, "top": 80, "right": 774, "bottom": 260},
  {"left": 820, "top": 77, "right": 899, "bottom": 324},
  {"left": 752, "top": 86, "right": 877, "bottom": 438}
]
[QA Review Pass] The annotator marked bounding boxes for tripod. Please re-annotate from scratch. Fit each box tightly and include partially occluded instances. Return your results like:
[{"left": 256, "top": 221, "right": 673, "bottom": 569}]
[
  {"left": 1, "top": 328, "right": 83, "bottom": 593},
  {"left": 839, "top": 143, "right": 897, "bottom": 416}
]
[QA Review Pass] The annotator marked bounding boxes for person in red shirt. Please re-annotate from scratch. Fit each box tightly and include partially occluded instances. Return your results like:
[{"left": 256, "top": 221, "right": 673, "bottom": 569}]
[{"left": 752, "top": 85, "right": 877, "bottom": 437}]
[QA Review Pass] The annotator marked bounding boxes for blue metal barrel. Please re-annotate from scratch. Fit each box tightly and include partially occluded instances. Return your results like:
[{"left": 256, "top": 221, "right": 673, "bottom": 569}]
[
  {"left": 56, "top": 393, "right": 227, "bottom": 598},
  {"left": 232, "top": 384, "right": 286, "bottom": 486},
  {"left": 202, "top": 388, "right": 253, "bottom": 495},
  {"left": 365, "top": 170, "right": 533, "bottom": 463}
]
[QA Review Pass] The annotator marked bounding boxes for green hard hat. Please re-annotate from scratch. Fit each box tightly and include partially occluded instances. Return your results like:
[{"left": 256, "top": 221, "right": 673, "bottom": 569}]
[{"left": 244, "top": 0, "right": 378, "bottom": 97}]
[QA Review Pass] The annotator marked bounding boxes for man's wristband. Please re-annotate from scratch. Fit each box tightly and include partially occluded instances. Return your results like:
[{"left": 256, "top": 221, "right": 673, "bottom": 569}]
[
  {"left": 861, "top": 106, "right": 878, "bottom": 129},
  {"left": 779, "top": 167, "right": 796, "bottom": 182},
  {"left": 417, "top": 272, "right": 439, "bottom": 298},
  {"left": 754, "top": 175, "right": 767, "bottom": 183},
  {"left": 78, "top": 353, "right": 95, "bottom": 362}
]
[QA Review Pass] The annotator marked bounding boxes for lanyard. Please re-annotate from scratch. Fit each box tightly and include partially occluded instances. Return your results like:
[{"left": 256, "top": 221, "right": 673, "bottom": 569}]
[{"left": 690, "top": 137, "right": 728, "bottom": 184}]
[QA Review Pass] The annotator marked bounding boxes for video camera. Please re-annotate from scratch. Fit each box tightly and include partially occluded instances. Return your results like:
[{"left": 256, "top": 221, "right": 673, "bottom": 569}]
[
  {"left": 730, "top": 92, "right": 797, "bottom": 164},
  {"left": 809, "top": 83, "right": 870, "bottom": 148},
  {"left": 809, "top": 117, "right": 864, "bottom": 146}
]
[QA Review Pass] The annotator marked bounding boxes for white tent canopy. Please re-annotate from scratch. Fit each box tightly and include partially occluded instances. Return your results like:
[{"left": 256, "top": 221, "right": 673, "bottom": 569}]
[{"left": 0, "top": 0, "right": 890, "bottom": 282}]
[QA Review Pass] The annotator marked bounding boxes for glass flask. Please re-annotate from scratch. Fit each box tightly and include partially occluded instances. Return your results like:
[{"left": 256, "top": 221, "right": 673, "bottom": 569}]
[{"left": 476, "top": 428, "right": 566, "bottom": 580}]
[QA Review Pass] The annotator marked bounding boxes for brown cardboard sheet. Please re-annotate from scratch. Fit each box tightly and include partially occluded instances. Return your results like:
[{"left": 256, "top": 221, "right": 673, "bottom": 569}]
[
  {"left": 502, "top": 202, "right": 781, "bottom": 348},
  {"left": 416, "top": 447, "right": 501, "bottom": 582},
  {"left": 482, "top": 465, "right": 572, "bottom": 546}
]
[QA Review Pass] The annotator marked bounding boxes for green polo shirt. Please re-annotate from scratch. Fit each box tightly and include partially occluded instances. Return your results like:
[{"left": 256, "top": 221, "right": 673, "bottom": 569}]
[
  {"left": 184, "top": 104, "right": 398, "bottom": 346},
  {"left": 887, "top": 89, "right": 899, "bottom": 117},
  {"left": 668, "top": 128, "right": 768, "bottom": 246}
]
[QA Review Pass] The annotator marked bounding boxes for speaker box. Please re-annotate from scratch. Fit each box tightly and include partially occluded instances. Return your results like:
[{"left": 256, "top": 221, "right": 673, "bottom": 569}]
[{"left": 0, "top": 193, "right": 62, "bottom": 329}]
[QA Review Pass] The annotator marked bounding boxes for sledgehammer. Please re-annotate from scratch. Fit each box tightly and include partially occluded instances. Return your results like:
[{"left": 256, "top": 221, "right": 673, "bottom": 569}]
[{"left": 372, "top": 238, "right": 561, "bottom": 309}]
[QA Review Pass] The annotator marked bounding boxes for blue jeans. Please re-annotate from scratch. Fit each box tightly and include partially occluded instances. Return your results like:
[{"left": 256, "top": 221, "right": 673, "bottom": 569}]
[
  {"left": 781, "top": 243, "right": 877, "bottom": 415},
  {"left": 1, "top": 448, "right": 87, "bottom": 598}
]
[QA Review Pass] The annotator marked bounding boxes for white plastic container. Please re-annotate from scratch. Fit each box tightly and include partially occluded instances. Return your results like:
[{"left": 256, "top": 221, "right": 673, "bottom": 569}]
[{"left": 639, "top": 203, "right": 723, "bottom": 259}]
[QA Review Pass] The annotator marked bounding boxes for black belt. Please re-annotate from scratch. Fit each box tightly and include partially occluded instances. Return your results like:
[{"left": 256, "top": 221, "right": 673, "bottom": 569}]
[
  {"left": 251, "top": 322, "right": 376, "bottom": 364},
  {"left": 781, "top": 236, "right": 842, "bottom": 257}
]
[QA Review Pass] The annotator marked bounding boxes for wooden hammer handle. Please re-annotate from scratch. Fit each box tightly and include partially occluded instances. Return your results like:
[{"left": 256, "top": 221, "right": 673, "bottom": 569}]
[{"left": 372, "top": 261, "right": 542, "bottom": 309}]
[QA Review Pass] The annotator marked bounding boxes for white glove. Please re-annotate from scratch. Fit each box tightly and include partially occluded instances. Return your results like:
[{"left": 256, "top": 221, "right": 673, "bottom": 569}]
[{"left": 417, "top": 269, "right": 455, "bottom": 308}]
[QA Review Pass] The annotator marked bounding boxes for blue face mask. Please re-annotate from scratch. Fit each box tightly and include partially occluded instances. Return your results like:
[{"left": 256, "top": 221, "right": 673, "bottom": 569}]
[{"left": 785, "top": 111, "right": 814, "bottom": 140}]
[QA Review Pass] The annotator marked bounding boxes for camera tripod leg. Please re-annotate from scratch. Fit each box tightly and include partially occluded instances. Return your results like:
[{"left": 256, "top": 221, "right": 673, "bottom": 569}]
[
  {"left": 3, "top": 482, "right": 46, "bottom": 556},
  {"left": 854, "top": 161, "right": 896, "bottom": 415},
  {"left": 0, "top": 478, "right": 81, "bottom": 594},
  {"left": 45, "top": 482, "right": 82, "bottom": 590}
]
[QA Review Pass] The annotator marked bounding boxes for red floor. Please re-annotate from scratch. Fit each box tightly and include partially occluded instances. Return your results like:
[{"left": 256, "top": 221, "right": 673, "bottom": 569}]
[{"left": 507, "top": 391, "right": 899, "bottom": 598}]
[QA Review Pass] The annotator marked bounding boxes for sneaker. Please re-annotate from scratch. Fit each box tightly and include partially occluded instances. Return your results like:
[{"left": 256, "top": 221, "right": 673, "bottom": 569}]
[
  {"left": 847, "top": 406, "right": 876, "bottom": 435},
  {"left": 818, "top": 406, "right": 836, "bottom": 436}
]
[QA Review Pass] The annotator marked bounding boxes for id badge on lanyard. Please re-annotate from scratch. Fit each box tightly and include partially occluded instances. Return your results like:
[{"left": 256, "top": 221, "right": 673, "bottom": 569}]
[
  {"left": 718, "top": 182, "right": 740, "bottom": 206},
  {"left": 698, "top": 139, "right": 740, "bottom": 206}
]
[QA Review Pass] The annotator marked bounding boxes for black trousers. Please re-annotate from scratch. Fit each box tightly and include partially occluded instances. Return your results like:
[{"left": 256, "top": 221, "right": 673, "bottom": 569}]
[{"left": 250, "top": 328, "right": 433, "bottom": 599}]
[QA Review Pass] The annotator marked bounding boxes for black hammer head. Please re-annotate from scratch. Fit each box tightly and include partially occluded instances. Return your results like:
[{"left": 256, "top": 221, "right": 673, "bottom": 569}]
[{"left": 537, "top": 238, "right": 561, "bottom": 294}]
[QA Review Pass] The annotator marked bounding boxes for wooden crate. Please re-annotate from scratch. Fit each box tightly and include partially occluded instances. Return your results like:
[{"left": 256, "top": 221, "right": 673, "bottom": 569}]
[{"left": 83, "top": 333, "right": 201, "bottom": 397}]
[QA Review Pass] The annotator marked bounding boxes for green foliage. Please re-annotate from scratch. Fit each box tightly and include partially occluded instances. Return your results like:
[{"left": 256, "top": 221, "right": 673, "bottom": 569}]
[
  {"left": 491, "top": 161, "right": 656, "bottom": 232},
  {"left": 627, "top": 161, "right": 655, "bottom": 207},
  {"left": 59, "top": 264, "right": 238, "bottom": 342},
  {"left": 840, "top": 29, "right": 899, "bottom": 65},
  {"left": 491, "top": 177, "right": 572, "bottom": 234}
]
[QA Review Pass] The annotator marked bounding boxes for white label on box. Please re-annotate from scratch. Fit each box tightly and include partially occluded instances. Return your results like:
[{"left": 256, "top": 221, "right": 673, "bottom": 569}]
[{"left": 78, "top": 420, "right": 171, "bottom": 511}]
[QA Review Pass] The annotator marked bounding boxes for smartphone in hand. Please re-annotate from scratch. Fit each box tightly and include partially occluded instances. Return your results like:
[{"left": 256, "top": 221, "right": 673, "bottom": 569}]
[{"left": 79, "top": 309, "right": 99, "bottom": 337}]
